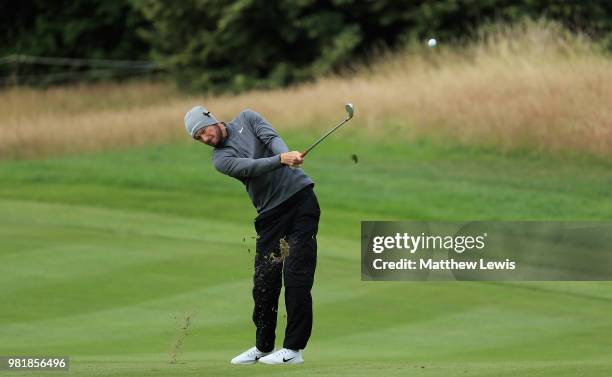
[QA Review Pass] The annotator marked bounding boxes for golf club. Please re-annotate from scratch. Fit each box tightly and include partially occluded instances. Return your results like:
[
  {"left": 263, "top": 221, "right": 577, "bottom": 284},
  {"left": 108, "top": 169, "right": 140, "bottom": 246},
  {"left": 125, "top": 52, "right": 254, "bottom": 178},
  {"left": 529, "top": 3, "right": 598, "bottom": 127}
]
[{"left": 301, "top": 103, "right": 354, "bottom": 157}]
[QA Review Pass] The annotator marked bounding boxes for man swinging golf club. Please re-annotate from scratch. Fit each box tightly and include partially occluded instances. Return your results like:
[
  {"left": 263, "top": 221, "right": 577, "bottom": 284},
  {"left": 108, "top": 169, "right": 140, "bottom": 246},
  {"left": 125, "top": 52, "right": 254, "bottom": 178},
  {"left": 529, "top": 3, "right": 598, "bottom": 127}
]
[{"left": 184, "top": 106, "right": 320, "bottom": 365}]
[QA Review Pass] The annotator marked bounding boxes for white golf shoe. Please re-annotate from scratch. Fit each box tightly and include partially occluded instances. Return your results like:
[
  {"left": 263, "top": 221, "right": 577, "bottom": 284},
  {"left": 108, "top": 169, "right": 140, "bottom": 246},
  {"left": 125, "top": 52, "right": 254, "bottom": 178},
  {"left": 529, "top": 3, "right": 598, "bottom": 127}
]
[
  {"left": 230, "top": 346, "right": 273, "bottom": 365},
  {"left": 258, "top": 348, "right": 303, "bottom": 365}
]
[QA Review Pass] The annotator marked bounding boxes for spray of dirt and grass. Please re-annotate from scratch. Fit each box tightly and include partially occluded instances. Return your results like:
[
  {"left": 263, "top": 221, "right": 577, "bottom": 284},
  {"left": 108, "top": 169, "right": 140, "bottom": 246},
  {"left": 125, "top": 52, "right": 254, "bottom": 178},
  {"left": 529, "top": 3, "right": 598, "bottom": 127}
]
[
  {"left": 268, "top": 237, "right": 290, "bottom": 263},
  {"left": 169, "top": 310, "right": 197, "bottom": 364},
  {"left": 1, "top": 19, "right": 610, "bottom": 159}
]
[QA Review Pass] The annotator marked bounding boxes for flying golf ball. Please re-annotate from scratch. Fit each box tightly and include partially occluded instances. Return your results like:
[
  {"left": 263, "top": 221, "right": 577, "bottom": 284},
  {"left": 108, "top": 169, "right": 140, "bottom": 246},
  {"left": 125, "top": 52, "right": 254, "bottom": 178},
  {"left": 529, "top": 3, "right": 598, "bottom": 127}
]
[{"left": 427, "top": 38, "right": 437, "bottom": 48}]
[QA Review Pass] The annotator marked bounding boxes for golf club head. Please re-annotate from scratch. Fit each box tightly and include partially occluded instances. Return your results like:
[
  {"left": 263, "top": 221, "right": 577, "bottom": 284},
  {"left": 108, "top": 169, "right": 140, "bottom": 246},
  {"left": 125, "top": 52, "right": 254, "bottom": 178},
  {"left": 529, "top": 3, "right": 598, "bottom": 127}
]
[
  {"left": 345, "top": 103, "right": 354, "bottom": 120},
  {"left": 301, "top": 102, "right": 355, "bottom": 157}
]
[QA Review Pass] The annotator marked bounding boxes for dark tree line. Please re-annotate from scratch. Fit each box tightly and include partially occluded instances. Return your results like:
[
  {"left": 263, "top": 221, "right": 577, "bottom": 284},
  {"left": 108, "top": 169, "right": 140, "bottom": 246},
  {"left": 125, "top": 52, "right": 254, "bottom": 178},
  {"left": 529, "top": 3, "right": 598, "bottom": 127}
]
[{"left": 2, "top": 0, "right": 611, "bottom": 91}]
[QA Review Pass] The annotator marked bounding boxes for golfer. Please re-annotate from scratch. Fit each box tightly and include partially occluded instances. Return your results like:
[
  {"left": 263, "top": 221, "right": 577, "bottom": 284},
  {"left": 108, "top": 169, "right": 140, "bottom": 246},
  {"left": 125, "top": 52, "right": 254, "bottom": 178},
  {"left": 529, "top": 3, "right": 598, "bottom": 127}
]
[{"left": 184, "top": 106, "right": 320, "bottom": 365}]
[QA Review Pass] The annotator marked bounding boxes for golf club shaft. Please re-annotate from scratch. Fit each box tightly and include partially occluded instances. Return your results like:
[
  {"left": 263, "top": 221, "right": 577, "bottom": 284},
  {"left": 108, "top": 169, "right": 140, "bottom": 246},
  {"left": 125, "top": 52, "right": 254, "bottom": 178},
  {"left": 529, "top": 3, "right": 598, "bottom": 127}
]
[{"left": 301, "top": 117, "right": 350, "bottom": 157}]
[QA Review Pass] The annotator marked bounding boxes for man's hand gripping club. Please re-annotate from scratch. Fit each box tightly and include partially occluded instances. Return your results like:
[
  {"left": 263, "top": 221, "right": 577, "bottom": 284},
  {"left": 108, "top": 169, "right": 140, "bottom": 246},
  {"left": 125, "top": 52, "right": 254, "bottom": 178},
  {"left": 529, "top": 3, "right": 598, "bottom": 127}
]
[{"left": 281, "top": 151, "right": 304, "bottom": 169}]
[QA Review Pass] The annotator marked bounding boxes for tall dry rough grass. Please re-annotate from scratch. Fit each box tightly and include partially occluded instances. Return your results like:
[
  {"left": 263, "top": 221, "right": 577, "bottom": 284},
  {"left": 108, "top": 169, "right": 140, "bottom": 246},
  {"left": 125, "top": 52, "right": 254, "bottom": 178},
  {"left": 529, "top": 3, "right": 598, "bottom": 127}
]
[
  {"left": 0, "top": 20, "right": 611, "bottom": 159},
  {"left": 362, "top": 20, "right": 612, "bottom": 156}
]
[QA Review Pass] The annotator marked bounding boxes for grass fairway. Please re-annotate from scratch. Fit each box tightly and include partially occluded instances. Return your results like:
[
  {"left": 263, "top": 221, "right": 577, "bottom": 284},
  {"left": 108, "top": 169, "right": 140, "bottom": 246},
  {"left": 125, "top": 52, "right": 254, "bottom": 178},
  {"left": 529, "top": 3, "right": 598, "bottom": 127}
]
[{"left": 1, "top": 132, "right": 612, "bottom": 377}]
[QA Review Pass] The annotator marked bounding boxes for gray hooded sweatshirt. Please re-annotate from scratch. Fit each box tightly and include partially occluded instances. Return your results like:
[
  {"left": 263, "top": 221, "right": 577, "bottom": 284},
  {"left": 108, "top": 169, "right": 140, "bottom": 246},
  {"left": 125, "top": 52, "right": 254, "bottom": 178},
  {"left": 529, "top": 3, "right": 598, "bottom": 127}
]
[{"left": 213, "top": 109, "right": 314, "bottom": 214}]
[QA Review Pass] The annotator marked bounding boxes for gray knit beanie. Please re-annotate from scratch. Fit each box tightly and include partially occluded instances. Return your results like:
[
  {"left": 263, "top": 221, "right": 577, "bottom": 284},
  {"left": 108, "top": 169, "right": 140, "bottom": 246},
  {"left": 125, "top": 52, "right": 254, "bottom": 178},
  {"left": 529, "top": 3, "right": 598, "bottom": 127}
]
[{"left": 184, "top": 105, "right": 220, "bottom": 138}]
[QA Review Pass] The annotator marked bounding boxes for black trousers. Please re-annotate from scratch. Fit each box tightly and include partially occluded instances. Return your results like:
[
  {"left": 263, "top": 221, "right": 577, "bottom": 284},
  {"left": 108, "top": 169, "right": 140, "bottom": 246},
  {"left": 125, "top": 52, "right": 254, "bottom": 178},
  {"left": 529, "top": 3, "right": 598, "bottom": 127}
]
[{"left": 252, "top": 184, "right": 320, "bottom": 352}]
